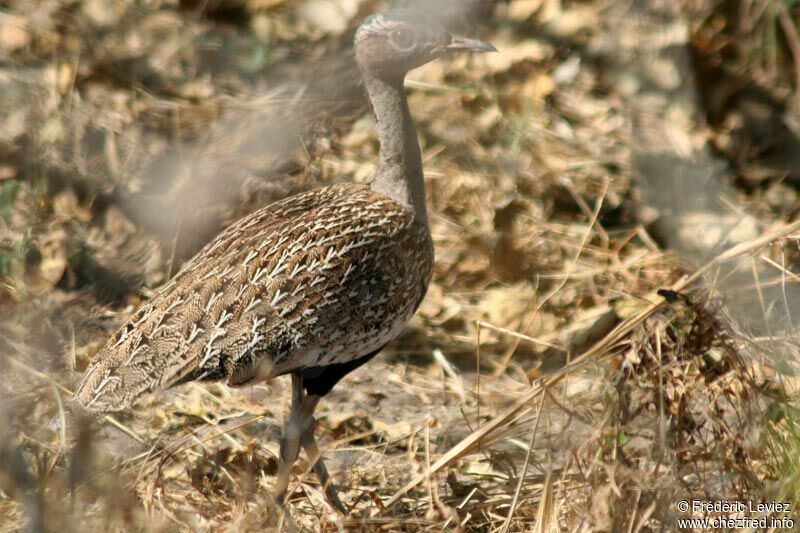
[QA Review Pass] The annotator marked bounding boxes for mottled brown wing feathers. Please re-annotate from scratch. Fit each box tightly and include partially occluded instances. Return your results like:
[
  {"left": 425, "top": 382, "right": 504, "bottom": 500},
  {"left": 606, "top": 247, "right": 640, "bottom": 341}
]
[{"left": 72, "top": 183, "right": 433, "bottom": 415}]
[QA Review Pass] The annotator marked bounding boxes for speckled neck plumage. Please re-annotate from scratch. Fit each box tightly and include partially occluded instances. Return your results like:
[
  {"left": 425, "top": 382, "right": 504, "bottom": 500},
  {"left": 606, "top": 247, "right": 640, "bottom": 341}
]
[{"left": 361, "top": 72, "right": 428, "bottom": 227}]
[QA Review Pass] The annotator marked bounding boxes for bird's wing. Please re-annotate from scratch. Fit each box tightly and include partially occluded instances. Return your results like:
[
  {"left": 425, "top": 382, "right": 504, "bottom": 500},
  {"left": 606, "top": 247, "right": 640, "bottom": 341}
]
[{"left": 71, "top": 183, "right": 433, "bottom": 415}]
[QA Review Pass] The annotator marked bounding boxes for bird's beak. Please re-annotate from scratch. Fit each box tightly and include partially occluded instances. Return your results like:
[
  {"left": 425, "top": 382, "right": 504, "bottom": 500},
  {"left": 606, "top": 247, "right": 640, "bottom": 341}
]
[{"left": 446, "top": 35, "right": 497, "bottom": 53}]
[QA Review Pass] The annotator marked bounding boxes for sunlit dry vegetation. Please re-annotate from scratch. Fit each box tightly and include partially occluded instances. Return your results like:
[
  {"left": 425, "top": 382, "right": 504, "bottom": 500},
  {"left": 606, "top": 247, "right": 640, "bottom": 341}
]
[{"left": 2, "top": 0, "right": 800, "bottom": 530}]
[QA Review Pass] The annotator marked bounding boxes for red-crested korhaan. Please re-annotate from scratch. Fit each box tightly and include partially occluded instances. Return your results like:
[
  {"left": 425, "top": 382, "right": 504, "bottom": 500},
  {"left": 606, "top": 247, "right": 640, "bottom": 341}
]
[{"left": 70, "top": 10, "right": 495, "bottom": 512}]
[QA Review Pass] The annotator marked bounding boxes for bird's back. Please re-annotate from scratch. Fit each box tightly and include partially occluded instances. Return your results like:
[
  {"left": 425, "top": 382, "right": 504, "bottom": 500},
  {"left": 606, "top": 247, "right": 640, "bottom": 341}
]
[{"left": 72, "top": 183, "right": 433, "bottom": 415}]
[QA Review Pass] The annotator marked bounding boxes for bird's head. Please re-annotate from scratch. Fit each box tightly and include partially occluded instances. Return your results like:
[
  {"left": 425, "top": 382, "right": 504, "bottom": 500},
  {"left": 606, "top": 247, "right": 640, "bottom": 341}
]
[{"left": 355, "top": 10, "right": 496, "bottom": 80}]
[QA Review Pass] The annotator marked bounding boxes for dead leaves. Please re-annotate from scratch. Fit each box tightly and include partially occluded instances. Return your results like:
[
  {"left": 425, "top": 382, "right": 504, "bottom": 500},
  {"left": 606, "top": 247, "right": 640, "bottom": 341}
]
[
  {"left": 297, "top": 0, "right": 362, "bottom": 34},
  {"left": 28, "top": 229, "right": 68, "bottom": 293},
  {"left": 0, "top": 16, "right": 31, "bottom": 53}
]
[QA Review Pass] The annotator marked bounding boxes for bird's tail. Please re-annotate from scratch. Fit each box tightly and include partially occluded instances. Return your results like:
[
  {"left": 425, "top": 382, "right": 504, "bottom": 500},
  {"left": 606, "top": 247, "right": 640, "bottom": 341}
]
[
  {"left": 69, "top": 339, "right": 191, "bottom": 419},
  {"left": 69, "top": 355, "right": 139, "bottom": 419}
]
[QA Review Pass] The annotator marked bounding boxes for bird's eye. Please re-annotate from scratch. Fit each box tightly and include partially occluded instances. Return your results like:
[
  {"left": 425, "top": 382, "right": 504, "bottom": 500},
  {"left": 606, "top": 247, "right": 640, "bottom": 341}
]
[{"left": 391, "top": 28, "right": 414, "bottom": 48}]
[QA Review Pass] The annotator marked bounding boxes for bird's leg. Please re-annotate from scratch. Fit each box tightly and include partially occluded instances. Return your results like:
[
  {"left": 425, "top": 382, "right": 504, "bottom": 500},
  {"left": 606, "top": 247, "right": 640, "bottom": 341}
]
[
  {"left": 273, "top": 376, "right": 346, "bottom": 513},
  {"left": 297, "top": 393, "right": 347, "bottom": 514},
  {"left": 273, "top": 373, "right": 305, "bottom": 506}
]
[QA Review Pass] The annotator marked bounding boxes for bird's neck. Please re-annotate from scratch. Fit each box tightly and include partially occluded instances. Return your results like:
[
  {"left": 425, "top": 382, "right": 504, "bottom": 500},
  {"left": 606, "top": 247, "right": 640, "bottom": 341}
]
[{"left": 362, "top": 72, "right": 428, "bottom": 226}]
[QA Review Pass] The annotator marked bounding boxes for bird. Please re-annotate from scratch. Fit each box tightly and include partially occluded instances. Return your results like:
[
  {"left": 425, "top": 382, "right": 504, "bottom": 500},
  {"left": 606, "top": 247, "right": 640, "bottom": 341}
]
[{"left": 68, "top": 10, "right": 495, "bottom": 513}]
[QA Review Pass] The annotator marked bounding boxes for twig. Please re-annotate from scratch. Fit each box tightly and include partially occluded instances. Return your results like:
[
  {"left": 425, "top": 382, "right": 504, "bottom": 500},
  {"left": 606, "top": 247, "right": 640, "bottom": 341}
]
[
  {"left": 537, "top": 178, "right": 609, "bottom": 311},
  {"left": 476, "top": 321, "right": 482, "bottom": 431},
  {"left": 533, "top": 467, "right": 554, "bottom": 533},
  {"left": 751, "top": 256, "right": 772, "bottom": 336},
  {"left": 432, "top": 349, "right": 466, "bottom": 404},
  {"left": 500, "top": 391, "right": 546, "bottom": 533},
  {"left": 476, "top": 320, "right": 563, "bottom": 350},
  {"left": 777, "top": 3, "right": 800, "bottom": 112}
]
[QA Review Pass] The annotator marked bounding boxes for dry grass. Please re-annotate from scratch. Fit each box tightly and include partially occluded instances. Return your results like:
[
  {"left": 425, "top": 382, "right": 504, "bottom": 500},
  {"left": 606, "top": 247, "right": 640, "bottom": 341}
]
[{"left": 2, "top": 0, "right": 800, "bottom": 531}]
